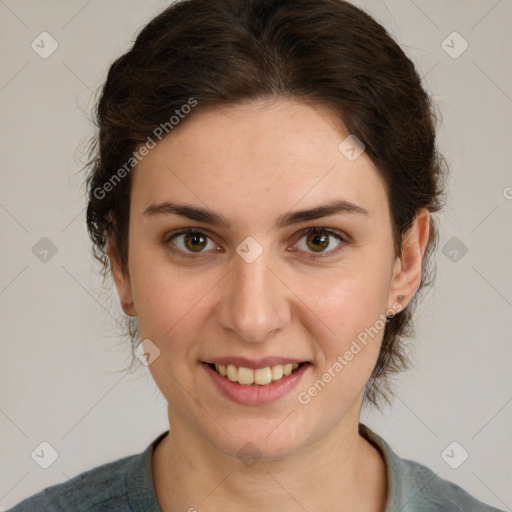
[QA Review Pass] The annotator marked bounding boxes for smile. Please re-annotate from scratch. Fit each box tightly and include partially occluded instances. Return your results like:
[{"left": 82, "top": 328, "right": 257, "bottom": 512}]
[
  {"left": 203, "top": 360, "right": 310, "bottom": 405},
  {"left": 209, "top": 362, "right": 303, "bottom": 386}
]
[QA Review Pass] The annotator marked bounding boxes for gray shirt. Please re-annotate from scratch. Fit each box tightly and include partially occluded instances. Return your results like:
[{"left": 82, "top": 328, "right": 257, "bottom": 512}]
[{"left": 7, "top": 424, "right": 504, "bottom": 511}]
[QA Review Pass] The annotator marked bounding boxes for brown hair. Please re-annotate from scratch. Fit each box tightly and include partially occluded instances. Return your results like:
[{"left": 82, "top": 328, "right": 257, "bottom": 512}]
[{"left": 85, "top": 0, "right": 447, "bottom": 408}]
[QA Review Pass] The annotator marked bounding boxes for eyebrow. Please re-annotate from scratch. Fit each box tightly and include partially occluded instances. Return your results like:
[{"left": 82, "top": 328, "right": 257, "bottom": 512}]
[{"left": 143, "top": 198, "right": 369, "bottom": 229}]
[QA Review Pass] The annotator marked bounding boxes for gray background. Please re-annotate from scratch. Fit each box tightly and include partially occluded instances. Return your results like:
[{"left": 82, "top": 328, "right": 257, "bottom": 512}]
[{"left": 0, "top": 0, "right": 511, "bottom": 510}]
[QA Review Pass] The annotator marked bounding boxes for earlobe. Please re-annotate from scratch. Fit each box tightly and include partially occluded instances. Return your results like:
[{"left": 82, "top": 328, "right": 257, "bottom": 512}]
[
  {"left": 387, "top": 209, "right": 430, "bottom": 311},
  {"left": 107, "top": 233, "right": 136, "bottom": 317}
]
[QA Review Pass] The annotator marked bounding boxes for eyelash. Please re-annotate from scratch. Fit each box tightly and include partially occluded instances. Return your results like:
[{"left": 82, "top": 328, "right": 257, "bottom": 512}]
[{"left": 162, "top": 227, "right": 348, "bottom": 260}]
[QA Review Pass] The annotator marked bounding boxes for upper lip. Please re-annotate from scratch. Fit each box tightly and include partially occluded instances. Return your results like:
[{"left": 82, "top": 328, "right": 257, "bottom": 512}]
[{"left": 204, "top": 356, "right": 309, "bottom": 369}]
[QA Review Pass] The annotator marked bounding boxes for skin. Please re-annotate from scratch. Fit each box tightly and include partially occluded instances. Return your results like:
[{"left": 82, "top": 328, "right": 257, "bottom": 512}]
[{"left": 109, "top": 97, "right": 430, "bottom": 512}]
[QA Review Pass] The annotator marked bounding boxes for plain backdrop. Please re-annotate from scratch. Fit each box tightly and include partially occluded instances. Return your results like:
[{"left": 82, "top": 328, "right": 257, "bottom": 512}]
[{"left": 0, "top": 0, "right": 511, "bottom": 510}]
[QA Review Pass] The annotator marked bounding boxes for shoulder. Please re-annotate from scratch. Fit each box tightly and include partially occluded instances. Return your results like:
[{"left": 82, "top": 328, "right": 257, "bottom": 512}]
[
  {"left": 359, "top": 423, "right": 505, "bottom": 512},
  {"left": 6, "top": 432, "right": 167, "bottom": 512},
  {"left": 395, "top": 456, "right": 504, "bottom": 512},
  {"left": 6, "top": 454, "right": 137, "bottom": 512}
]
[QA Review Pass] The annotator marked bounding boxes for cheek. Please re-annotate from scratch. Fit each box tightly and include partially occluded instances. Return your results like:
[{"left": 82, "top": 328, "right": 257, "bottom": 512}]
[
  {"left": 294, "top": 276, "right": 388, "bottom": 412},
  {"left": 297, "top": 259, "right": 392, "bottom": 340},
  {"left": 128, "top": 253, "right": 215, "bottom": 343},
  {"left": 291, "top": 261, "right": 391, "bottom": 403}
]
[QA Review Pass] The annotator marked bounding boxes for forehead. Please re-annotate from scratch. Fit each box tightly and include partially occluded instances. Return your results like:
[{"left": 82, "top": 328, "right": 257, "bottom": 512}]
[{"left": 131, "top": 98, "right": 389, "bottom": 226}]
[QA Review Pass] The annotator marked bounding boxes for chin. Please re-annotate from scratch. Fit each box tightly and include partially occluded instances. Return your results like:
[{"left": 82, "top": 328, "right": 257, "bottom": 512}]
[{"left": 203, "top": 414, "right": 317, "bottom": 463}]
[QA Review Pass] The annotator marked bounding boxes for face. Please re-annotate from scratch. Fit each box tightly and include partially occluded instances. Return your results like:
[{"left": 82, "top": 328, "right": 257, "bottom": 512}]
[{"left": 110, "top": 98, "right": 428, "bottom": 461}]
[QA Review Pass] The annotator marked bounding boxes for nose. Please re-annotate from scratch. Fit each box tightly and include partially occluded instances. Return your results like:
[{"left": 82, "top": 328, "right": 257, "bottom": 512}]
[{"left": 216, "top": 245, "right": 291, "bottom": 343}]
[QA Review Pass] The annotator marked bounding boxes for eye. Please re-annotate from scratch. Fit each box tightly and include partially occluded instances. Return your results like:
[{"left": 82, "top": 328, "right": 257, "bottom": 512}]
[
  {"left": 291, "top": 227, "right": 346, "bottom": 259},
  {"left": 164, "top": 228, "right": 220, "bottom": 258},
  {"left": 163, "top": 227, "right": 347, "bottom": 260}
]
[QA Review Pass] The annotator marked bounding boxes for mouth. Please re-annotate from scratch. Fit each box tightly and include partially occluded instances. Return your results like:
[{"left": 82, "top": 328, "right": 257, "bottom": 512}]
[
  {"left": 205, "top": 361, "right": 309, "bottom": 386},
  {"left": 202, "top": 359, "right": 311, "bottom": 405}
]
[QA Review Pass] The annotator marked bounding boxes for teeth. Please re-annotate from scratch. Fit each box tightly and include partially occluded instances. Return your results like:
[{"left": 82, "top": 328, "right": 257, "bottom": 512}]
[
  {"left": 237, "top": 367, "right": 254, "bottom": 385},
  {"left": 212, "top": 362, "right": 302, "bottom": 386},
  {"left": 227, "top": 364, "right": 238, "bottom": 382},
  {"left": 283, "top": 363, "right": 293, "bottom": 376},
  {"left": 271, "top": 364, "right": 284, "bottom": 380},
  {"left": 254, "top": 367, "right": 272, "bottom": 385}
]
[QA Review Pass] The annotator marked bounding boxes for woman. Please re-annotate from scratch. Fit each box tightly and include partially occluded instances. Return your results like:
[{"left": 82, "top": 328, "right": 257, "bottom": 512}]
[{"left": 8, "top": 0, "right": 504, "bottom": 510}]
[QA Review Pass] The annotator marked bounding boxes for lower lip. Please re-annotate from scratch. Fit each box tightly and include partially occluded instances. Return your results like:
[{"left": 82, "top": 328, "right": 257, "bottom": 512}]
[{"left": 203, "top": 363, "right": 310, "bottom": 406}]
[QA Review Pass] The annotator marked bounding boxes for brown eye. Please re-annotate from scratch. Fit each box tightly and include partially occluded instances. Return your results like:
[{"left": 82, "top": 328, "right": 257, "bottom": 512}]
[
  {"left": 293, "top": 228, "right": 346, "bottom": 258},
  {"left": 306, "top": 230, "right": 330, "bottom": 252},
  {"left": 183, "top": 231, "right": 208, "bottom": 252},
  {"left": 164, "top": 229, "right": 218, "bottom": 257}
]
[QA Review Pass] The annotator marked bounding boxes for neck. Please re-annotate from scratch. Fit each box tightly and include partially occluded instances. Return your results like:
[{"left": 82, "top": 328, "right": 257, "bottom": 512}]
[{"left": 152, "top": 408, "right": 388, "bottom": 512}]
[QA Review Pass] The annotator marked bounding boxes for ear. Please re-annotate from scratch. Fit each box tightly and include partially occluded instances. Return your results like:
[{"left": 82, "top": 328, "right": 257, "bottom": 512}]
[
  {"left": 107, "top": 232, "right": 136, "bottom": 317},
  {"left": 387, "top": 209, "right": 430, "bottom": 312}
]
